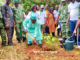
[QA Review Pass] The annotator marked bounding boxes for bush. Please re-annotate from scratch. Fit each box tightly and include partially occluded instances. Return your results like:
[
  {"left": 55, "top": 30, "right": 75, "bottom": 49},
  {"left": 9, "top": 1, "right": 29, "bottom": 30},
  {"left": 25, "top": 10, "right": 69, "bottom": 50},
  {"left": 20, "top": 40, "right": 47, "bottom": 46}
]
[
  {"left": 23, "top": 0, "right": 61, "bottom": 14},
  {"left": 43, "top": 33, "right": 58, "bottom": 50}
]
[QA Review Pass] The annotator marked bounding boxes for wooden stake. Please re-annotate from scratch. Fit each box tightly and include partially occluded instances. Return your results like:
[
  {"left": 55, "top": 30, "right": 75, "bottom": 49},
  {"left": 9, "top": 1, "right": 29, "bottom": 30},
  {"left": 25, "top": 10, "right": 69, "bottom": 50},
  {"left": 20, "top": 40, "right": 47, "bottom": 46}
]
[{"left": 77, "top": 28, "right": 79, "bottom": 46}]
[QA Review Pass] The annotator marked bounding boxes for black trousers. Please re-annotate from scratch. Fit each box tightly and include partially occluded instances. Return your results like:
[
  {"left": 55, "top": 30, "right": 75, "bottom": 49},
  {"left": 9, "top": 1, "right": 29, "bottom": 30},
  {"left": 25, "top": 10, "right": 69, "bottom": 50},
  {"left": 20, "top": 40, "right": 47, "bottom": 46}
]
[{"left": 6, "top": 27, "right": 14, "bottom": 45}]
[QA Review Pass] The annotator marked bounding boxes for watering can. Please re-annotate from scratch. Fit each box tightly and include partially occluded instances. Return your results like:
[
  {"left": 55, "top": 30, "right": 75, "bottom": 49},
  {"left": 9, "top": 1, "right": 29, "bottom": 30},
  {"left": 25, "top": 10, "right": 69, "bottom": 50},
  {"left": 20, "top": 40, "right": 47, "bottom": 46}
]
[{"left": 62, "top": 37, "right": 74, "bottom": 51}]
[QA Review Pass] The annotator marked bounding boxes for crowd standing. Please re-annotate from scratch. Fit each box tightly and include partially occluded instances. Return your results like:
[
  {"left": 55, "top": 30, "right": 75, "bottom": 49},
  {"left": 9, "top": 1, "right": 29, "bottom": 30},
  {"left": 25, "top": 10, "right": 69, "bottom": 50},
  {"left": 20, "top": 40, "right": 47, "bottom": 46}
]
[{"left": 0, "top": 0, "right": 80, "bottom": 47}]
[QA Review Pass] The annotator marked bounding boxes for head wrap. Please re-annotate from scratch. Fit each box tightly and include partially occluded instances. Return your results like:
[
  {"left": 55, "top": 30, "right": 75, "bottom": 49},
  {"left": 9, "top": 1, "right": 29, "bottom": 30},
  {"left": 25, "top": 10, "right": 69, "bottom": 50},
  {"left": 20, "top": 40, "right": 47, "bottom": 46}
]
[
  {"left": 13, "top": 0, "right": 18, "bottom": 2},
  {"left": 30, "top": 12, "right": 36, "bottom": 20},
  {"left": 49, "top": 7, "right": 54, "bottom": 12}
]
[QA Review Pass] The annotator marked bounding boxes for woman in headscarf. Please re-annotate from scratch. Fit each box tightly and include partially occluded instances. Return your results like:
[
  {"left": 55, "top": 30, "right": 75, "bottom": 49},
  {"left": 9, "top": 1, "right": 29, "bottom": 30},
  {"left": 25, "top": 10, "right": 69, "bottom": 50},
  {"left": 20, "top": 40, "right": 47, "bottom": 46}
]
[
  {"left": 23, "top": 12, "right": 43, "bottom": 47},
  {"left": 46, "top": 7, "right": 55, "bottom": 36}
]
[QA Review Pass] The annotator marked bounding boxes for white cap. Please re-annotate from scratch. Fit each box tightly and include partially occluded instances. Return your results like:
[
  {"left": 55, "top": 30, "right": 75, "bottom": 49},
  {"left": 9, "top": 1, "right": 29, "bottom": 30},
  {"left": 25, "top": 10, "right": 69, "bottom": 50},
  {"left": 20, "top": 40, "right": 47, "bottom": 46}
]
[
  {"left": 40, "top": 5, "right": 44, "bottom": 8},
  {"left": 61, "top": 0, "right": 66, "bottom": 2}
]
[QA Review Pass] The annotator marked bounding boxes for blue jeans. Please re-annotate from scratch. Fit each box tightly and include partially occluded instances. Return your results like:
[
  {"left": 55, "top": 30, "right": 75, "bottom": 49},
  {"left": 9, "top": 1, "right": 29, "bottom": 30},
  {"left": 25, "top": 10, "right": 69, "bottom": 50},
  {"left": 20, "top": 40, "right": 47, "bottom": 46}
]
[
  {"left": 70, "top": 20, "right": 80, "bottom": 45},
  {"left": 57, "top": 23, "right": 62, "bottom": 36}
]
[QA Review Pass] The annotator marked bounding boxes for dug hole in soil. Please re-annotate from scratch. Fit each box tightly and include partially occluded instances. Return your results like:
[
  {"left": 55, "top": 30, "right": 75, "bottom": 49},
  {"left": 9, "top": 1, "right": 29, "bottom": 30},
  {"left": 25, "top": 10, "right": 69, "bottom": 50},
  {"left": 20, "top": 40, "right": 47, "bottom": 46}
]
[{"left": 24, "top": 41, "right": 80, "bottom": 59}]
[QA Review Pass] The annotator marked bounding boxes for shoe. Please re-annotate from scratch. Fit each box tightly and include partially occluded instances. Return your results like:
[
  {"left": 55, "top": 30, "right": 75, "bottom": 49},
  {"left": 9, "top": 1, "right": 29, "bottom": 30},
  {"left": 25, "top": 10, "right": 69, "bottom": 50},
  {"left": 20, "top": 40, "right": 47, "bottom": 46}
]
[
  {"left": 27, "top": 43, "right": 32, "bottom": 46},
  {"left": 2, "top": 43, "right": 7, "bottom": 46},
  {"left": 18, "top": 41, "right": 21, "bottom": 43},
  {"left": 17, "top": 38, "right": 21, "bottom": 43},
  {"left": 62, "top": 38, "right": 66, "bottom": 43},
  {"left": 39, "top": 44, "right": 42, "bottom": 48},
  {"left": 8, "top": 43, "right": 13, "bottom": 46},
  {"left": 23, "top": 37, "right": 26, "bottom": 42}
]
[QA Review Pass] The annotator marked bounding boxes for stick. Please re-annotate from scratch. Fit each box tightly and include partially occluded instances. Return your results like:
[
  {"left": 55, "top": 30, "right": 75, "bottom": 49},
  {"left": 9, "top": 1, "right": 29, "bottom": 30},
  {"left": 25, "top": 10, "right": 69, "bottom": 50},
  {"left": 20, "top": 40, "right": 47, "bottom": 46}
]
[{"left": 77, "top": 28, "right": 79, "bottom": 46}]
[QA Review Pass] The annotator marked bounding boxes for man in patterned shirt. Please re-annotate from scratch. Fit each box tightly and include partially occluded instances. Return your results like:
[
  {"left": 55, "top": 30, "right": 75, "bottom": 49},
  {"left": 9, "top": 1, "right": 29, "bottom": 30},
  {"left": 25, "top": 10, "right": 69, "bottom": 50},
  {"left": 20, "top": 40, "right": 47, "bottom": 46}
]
[
  {"left": 12, "top": 0, "right": 26, "bottom": 43},
  {"left": 55, "top": 0, "right": 71, "bottom": 41}
]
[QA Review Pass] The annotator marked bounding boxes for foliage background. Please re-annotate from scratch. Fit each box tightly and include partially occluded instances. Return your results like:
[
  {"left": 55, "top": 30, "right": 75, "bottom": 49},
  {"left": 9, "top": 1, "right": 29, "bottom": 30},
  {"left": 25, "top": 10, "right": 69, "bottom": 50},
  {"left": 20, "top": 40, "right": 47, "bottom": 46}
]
[
  {"left": 0, "top": 0, "right": 61, "bottom": 14},
  {"left": 22, "top": 0, "right": 61, "bottom": 14}
]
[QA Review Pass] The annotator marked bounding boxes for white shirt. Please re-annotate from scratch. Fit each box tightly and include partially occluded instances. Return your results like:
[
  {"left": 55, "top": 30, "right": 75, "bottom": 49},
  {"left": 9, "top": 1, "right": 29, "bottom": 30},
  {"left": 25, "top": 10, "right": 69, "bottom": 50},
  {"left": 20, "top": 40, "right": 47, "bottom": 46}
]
[
  {"left": 37, "top": 11, "right": 47, "bottom": 25},
  {"left": 53, "top": 10, "right": 58, "bottom": 19},
  {"left": 68, "top": 1, "right": 79, "bottom": 21},
  {"left": 28, "top": 11, "right": 39, "bottom": 19}
]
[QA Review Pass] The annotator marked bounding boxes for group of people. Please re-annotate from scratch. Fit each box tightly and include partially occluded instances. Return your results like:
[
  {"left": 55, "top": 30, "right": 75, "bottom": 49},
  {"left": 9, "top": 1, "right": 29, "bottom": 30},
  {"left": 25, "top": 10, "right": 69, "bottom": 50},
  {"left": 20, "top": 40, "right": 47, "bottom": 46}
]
[{"left": 0, "top": 0, "right": 80, "bottom": 47}]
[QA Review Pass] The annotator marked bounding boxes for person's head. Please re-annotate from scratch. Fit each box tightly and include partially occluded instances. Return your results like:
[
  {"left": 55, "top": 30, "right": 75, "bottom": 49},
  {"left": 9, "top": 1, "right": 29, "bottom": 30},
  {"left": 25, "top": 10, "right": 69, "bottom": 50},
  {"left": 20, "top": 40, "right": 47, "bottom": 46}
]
[
  {"left": 31, "top": 5, "right": 37, "bottom": 12},
  {"left": 55, "top": 5, "right": 59, "bottom": 10},
  {"left": 45, "top": 4, "right": 49, "bottom": 10},
  {"left": 36, "top": 5, "right": 40, "bottom": 11},
  {"left": 61, "top": 0, "right": 66, "bottom": 6},
  {"left": 49, "top": 7, "right": 54, "bottom": 13},
  {"left": 14, "top": 1, "right": 19, "bottom": 7},
  {"left": 6, "top": 0, "right": 11, "bottom": 5},
  {"left": 68, "top": 0, "right": 75, "bottom": 3},
  {"left": 30, "top": 13, "right": 36, "bottom": 23},
  {"left": 75, "top": 0, "right": 79, "bottom": 2},
  {"left": 68, "top": 0, "right": 71, "bottom": 4},
  {"left": 59, "top": 4, "right": 62, "bottom": 8},
  {"left": 40, "top": 5, "right": 44, "bottom": 11}
]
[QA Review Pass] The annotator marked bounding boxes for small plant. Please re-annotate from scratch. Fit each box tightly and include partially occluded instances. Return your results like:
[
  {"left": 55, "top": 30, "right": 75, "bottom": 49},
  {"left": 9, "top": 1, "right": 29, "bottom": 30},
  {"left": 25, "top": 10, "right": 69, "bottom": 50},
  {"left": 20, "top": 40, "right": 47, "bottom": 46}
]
[{"left": 43, "top": 33, "right": 58, "bottom": 50}]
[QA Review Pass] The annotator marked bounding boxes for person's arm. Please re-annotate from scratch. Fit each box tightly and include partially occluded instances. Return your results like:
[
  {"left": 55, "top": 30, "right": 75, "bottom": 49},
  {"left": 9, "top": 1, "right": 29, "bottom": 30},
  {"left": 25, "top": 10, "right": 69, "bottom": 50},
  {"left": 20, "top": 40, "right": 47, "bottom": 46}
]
[
  {"left": 23, "top": 18, "right": 29, "bottom": 33},
  {"left": 1, "top": 5, "right": 9, "bottom": 29},
  {"left": 66, "top": 12, "right": 70, "bottom": 27},
  {"left": 34, "top": 22, "right": 41, "bottom": 39},
  {"left": 55, "top": 14, "right": 60, "bottom": 25},
  {"left": 75, "top": 19, "right": 80, "bottom": 30},
  {"left": 46, "top": 12, "right": 49, "bottom": 27},
  {"left": 32, "top": 22, "right": 41, "bottom": 42},
  {"left": 55, "top": 7, "right": 60, "bottom": 25},
  {"left": 12, "top": 7, "right": 16, "bottom": 27},
  {"left": 1, "top": 5, "right": 8, "bottom": 25},
  {"left": 67, "top": 12, "right": 70, "bottom": 22},
  {"left": 72, "top": 19, "right": 80, "bottom": 36},
  {"left": 53, "top": 13, "right": 55, "bottom": 19},
  {"left": 67, "top": 5, "right": 70, "bottom": 27},
  {"left": 23, "top": 13, "right": 25, "bottom": 20},
  {"left": 44, "top": 12, "right": 47, "bottom": 25}
]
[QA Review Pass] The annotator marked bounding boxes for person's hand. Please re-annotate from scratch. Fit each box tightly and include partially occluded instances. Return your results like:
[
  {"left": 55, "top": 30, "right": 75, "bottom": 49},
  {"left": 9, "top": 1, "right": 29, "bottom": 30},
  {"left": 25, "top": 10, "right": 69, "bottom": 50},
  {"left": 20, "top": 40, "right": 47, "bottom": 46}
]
[
  {"left": 14, "top": 24, "right": 16, "bottom": 27},
  {"left": 33, "top": 37, "right": 36, "bottom": 42},
  {"left": 45, "top": 22, "right": 48, "bottom": 27},
  {"left": 45, "top": 23, "right": 47, "bottom": 27},
  {"left": 25, "top": 29, "right": 28, "bottom": 33},
  {"left": 5, "top": 24, "right": 9, "bottom": 29},
  {"left": 72, "top": 30, "right": 76, "bottom": 36},
  {"left": 55, "top": 21, "right": 57, "bottom": 25},
  {"left": 66, "top": 21, "right": 69, "bottom": 27},
  {"left": 14, "top": 22, "right": 16, "bottom": 27}
]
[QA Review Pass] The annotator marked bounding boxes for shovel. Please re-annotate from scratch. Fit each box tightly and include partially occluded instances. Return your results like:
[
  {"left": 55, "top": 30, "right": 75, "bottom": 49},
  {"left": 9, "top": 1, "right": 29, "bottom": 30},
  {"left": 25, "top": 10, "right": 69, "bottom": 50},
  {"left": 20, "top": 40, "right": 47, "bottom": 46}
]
[{"left": 27, "top": 33, "right": 39, "bottom": 46}]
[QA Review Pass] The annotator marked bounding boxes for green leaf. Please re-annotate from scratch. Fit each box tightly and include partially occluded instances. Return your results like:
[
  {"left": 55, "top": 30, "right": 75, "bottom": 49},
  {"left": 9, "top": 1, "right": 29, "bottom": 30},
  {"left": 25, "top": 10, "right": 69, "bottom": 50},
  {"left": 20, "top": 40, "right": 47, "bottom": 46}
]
[
  {"left": 47, "top": 36, "right": 50, "bottom": 39},
  {"left": 51, "top": 46, "right": 54, "bottom": 50},
  {"left": 54, "top": 38, "right": 58, "bottom": 42},
  {"left": 48, "top": 46, "right": 51, "bottom": 49},
  {"left": 46, "top": 40, "right": 51, "bottom": 44},
  {"left": 58, "top": 43, "right": 59, "bottom": 46},
  {"left": 52, "top": 38, "right": 55, "bottom": 43}
]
